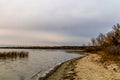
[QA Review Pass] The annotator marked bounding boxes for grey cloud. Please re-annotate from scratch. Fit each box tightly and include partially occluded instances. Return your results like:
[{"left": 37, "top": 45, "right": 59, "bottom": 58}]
[{"left": 0, "top": 0, "right": 120, "bottom": 46}]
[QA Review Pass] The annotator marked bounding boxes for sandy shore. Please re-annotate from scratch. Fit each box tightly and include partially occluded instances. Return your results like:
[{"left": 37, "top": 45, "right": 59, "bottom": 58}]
[{"left": 39, "top": 54, "right": 120, "bottom": 80}]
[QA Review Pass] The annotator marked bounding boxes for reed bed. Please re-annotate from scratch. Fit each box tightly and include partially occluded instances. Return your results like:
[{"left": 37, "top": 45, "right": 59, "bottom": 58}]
[{"left": 0, "top": 51, "right": 29, "bottom": 58}]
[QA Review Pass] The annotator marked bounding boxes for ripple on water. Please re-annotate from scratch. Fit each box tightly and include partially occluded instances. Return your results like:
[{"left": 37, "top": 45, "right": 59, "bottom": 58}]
[{"left": 0, "top": 49, "right": 83, "bottom": 80}]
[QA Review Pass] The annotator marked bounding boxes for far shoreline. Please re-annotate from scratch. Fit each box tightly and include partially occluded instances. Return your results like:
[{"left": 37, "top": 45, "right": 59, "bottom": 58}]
[{"left": 0, "top": 46, "right": 86, "bottom": 50}]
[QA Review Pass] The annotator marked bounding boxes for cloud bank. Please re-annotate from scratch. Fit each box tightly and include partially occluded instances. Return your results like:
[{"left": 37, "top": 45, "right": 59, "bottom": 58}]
[{"left": 0, "top": 0, "right": 120, "bottom": 46}]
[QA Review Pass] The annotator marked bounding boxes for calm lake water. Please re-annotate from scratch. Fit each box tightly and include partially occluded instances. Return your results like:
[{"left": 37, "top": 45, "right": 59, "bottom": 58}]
[{"left": 0, "top": 49, "right": 83, "bottom": 80}]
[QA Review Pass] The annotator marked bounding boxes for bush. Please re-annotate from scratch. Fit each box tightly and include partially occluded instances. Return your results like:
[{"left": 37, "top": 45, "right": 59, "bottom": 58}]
[
  {"left": 98, "top": 46, "right": 120, "bottom": 61},
  {"left": 105, "top": 46, "right": 120, "bottom": 56},
  {"left": 99, "top": 51, "right": 120, "bottom": 61},
  {"left": 85, "top": 46, "right": 102, "bottom": 52}
]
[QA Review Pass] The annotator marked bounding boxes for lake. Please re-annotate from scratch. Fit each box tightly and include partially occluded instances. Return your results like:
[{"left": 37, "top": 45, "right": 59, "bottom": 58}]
[{"left": 0, "top": 49, "right": 83, "bottom": 80}]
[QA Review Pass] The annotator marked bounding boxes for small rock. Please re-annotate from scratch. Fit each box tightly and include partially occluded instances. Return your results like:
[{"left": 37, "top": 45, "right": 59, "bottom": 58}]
[
  {"left": 67, "top": 71, "right": 74, "bottom": 74},
  {"left": 107, "top": 64, "right": 119, "bottom": 72}
]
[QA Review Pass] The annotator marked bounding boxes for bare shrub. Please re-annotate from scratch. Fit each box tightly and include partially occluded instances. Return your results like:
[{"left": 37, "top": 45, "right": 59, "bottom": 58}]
[{"left": 105, "top": 46, "right": 120, "bottom": 56}]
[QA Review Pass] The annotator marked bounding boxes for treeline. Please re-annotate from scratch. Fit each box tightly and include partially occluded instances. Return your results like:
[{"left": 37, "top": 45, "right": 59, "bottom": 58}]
[
  {"left": 86, "top": 24, "right": 120, "bottom": 60},
  {"left": 91, "top": 24, "right": 120, "bottom": 47},
  {"left": 0, "top": 46, "right": 85, "bottom": 50}
]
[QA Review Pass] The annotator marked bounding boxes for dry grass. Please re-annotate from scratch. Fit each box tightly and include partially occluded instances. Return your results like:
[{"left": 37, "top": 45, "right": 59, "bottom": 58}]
[
  {"left": 98, "top": 51, "right": 120, "bottom": 61},
  {"left": 0, "top": 51, "right": 29, "bottom": 58}
]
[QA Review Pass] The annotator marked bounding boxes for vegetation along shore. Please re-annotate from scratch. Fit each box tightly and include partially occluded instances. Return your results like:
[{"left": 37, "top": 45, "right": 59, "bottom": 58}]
[
  {"left": 39, "top": 24, "right": 120, "bottom": 80},
  {"left": 0, "top": 51, "right": 29, "bottom": 59}
]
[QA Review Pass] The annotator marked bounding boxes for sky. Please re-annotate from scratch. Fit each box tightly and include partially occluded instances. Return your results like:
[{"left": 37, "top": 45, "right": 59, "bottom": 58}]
[{"left": 0, "top": 0, "right": 120, "bottom": 46}]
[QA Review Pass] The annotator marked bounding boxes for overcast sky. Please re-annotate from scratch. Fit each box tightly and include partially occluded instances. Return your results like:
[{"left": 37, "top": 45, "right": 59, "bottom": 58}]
[{"left": 0, "top": 0, "right": 120, "bottom": 46}]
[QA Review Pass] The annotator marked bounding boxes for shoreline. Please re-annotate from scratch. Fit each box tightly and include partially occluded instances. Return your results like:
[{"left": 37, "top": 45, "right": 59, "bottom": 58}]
[
  {"left": 39, "top": 56, "right": 84, "bottom": 80},
  {"left": 39, "top": 53, "right": 120, "bottom": 80}
]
